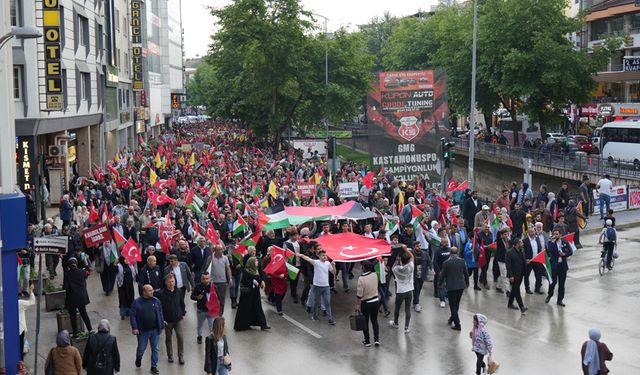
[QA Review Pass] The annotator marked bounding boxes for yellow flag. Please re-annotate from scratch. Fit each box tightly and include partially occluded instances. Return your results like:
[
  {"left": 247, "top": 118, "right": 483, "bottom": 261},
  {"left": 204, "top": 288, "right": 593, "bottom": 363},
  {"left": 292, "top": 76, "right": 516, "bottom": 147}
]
[
  {"left": 178, "top": 155, "right": 185, "bottom": 166},
  {"left": 154, "top": 152, "right": 162, "bottom": 168},
  {"left": 268, "top": 180, "right": 278, "bottom": 198},
  {"left": 327, "top": 171, "right": 333, "bottom": 189},
  {"left": 261, "top": 199, "right": 269, "bottom": 208},
  {"left": 398, "top": 190, "right": 405, "bottom": 205},
  {"left": 189, "top": 152, "right": 196, "bottom": 166},
  {"left": 314, "top": 172, "right": 320, "bottom": 185},
  {"left": 150, "top": 168, "right": 158, "bottom": 185}
]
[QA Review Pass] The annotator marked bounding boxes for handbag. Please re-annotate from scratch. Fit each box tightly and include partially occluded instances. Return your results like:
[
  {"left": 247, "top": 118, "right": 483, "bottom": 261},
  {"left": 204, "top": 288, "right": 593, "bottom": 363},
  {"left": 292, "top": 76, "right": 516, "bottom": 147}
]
[
  {"left": 349, "top": 312, "right": 366, "bottom": 331},
  {"left": 223, "top": 353, "right": 232, "bottom": 367},
  {"left": 487, "top": 355, "right": 500, "bottom": 374}
]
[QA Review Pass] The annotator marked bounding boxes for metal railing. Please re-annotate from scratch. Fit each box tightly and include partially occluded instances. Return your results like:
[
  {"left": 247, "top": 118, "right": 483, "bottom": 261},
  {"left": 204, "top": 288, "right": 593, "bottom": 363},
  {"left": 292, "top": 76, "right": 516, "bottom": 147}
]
[{"left": 454, "top": 138, "right": 640, "bottom": 180}]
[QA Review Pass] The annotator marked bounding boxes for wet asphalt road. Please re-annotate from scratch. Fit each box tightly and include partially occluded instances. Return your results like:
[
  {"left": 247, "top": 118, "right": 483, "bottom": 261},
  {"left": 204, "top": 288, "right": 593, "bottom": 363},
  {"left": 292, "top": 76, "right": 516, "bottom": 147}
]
[{"left": 24, "top": 226, "right": 640, "bottom": 375}]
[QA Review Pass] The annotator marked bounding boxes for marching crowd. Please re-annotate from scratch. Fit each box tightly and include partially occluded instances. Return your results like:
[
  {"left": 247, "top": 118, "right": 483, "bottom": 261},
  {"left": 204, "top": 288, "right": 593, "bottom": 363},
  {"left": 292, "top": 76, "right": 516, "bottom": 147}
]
[{"left": 17, "top": 121, "right": 615, "bottom": 375}]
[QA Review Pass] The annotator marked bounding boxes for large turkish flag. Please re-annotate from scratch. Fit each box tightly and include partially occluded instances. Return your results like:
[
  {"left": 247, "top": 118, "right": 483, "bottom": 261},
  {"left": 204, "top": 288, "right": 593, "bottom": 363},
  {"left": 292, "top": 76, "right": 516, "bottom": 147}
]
[{"left": 314, "top": 232, "right": 391, "bottom": 262}]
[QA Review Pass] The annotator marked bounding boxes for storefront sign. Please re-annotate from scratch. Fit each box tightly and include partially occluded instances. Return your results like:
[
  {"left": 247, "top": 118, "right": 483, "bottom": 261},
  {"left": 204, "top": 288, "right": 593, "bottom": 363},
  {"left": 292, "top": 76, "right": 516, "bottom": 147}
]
[
  {"left": 131, "top": 0, "right": 144, "bottom": 91},
  {"left": 16, "top": 137, "right": 35, "bottom": 193},
  {"left": 172, "top": 93, "right": 181, "bottom": 109},
  {"left": 580, "top": 103, "right": 598, "bottom": 116},
  {"left": 82, "top": 224, "right": 113, "bottom": 247},
  {"left": 597, "top": 104, "right": 614, "bottom": 116},
  {"left": 42, "top": 0, "right": 64, "bottom": 110},
  {"left": 623, "top": 56, "right": 640, "bottom": 72},
  {"left": 593, "top": 185, "right": 628, "bottom": 212},
  {"left": 618, "top": 106, "right": 639, "bottom": 115},
  {"left": 297, "top": 183, "right": 316, "bottom": 198},
  {"left": 338, "top": 182, "right": 359, "bottom": 198},
  {"left": 628, "top": 185, "right": 640, "bottom": 210}
]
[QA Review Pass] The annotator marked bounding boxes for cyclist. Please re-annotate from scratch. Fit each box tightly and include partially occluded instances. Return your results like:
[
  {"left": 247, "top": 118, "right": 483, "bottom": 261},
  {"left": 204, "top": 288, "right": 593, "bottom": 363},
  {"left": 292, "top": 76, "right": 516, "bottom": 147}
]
[{"left": 598, "top": 219, "right": 616, "bottom": 270}]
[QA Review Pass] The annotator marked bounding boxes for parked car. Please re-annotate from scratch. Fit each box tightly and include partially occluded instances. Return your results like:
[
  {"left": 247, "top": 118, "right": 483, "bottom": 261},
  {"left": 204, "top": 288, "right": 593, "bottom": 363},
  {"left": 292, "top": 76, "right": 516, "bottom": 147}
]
[
  {"left": 546, "top": 132, "right": 565, "bottom": 144},
  {"left": 568, "top": 135, "right": 594, "bottom": 153}
]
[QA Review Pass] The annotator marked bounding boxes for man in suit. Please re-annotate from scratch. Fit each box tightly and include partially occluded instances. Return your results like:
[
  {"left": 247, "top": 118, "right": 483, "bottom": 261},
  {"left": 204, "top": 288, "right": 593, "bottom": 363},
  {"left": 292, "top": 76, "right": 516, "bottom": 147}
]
[
  {"left": 523, "top": 226, "right": 543, "bottom": 294},
  {"left": 123, "top": 217, "right": 138, "bottom": 243},
  {"left": 285, "top": 231, "right": 302, "bottom": 303},
  {"left": 190, "top": 236, "right": 210, "bottom": 282},
  {"left": 546, "top": 229, "right": 573, "bottom": 307},
  {"left": 438, "top": 246, "right": 469, "bottom": 331},
  {"left": 462, "top": 191, "right": 482, "bottom": 233},
  {"left": 164, "top": 255, "right": 195, "bottom": 303},
  {"left": 506, "top": 238, "right": 528, "bottom": 314}
]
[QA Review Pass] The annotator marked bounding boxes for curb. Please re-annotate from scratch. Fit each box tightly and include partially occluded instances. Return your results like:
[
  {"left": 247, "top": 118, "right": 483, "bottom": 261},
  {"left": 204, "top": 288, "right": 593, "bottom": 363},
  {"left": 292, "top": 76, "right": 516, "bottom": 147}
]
[{"left": 581, "top": 220, "right": 640, "bottom": 236}]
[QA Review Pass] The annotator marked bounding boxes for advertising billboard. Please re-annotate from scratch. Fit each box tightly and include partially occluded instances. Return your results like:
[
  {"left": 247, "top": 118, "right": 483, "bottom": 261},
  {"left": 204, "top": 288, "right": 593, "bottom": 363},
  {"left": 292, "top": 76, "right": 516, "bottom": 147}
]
[{"left": 367, "top": 70, "right": 449, "bottom": 187}]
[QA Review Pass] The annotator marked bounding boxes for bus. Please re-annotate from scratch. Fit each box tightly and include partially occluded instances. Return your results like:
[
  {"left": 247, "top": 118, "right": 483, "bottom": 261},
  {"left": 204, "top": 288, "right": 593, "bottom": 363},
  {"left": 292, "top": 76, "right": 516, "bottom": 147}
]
[{"left": 600, "top": 120, "right": 640, "bottom": 169}]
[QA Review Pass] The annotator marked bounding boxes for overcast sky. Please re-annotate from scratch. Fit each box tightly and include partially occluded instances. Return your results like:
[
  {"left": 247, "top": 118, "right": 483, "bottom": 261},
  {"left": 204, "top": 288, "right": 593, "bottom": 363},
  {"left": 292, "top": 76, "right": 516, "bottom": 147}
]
[{"left": 182, "top": 0, "right": 439, "bottom": 58}]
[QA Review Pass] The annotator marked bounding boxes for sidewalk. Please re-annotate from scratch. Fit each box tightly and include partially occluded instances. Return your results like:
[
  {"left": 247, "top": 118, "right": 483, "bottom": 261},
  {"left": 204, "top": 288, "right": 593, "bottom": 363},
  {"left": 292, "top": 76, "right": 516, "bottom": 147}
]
[{"left": 582, "top": 208, "right": 640, "bottom": 235}]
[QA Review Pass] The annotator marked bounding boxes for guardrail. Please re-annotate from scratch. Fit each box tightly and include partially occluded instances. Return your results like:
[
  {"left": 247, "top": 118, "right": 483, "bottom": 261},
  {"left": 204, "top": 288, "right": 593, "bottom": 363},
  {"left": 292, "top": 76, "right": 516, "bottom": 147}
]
[{"left": 453, "top": 138, "right": 640, "bottom": 180}]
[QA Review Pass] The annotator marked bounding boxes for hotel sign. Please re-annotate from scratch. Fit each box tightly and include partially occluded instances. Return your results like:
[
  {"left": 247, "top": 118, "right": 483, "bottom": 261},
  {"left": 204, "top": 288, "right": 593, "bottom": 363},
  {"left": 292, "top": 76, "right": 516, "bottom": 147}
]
[
  {"left": 131, "top": 0, "right": 144, "bottom": 91},
  {"left": 42, "top": 0, "right": 64, "bottom": 110}
]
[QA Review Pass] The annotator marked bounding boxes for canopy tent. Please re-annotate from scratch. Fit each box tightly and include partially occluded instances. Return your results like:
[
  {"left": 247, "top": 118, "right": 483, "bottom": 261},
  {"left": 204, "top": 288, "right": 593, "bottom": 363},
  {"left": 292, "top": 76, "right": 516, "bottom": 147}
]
[
  {"left": 313, "top": 232, "right": 391, "bottom": 262},
  {"left": 263, "top": 201, "right": 377, "bottom": 231}
]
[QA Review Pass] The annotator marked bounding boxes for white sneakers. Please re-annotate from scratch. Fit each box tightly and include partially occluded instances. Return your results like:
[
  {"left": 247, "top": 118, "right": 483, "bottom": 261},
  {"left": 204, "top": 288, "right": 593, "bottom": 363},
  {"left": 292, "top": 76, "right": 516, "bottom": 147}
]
[
  {"left": 388, "top": 320, "right": 399, "bottom": 328},
  {"left": 404, "top": 327, "right": 410, "bottom": 334},
  {"left": 439, "top": 301, "right": 446, "bottom": 308},
  {"left": 414, "top": 304, "right": 422, "bottom": 312}
]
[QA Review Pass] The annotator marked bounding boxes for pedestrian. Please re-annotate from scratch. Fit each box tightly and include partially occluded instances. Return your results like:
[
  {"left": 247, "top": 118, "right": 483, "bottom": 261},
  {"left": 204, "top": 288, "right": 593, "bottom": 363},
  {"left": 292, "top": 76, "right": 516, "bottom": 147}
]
[
  {"left": 284, "top": 231, "right": 302, "bottom": 303},
  {"left": 234, "top": 256, "right": 270, "bottom": 331},
  {"left": 97, "top": 241, "right": 118, "bottom": 295},
  {"left": 190, "top": 236, "right": 211, "bottom": 283},
  {"left": 439, "top": 246, "right": 469, "bottom": 331},
  {"left": 433, "top": 236, "right": 451, "bottom": 308},
  {"left": 154, "top": 273, "right": 186, "bottom": 365},
  {"left": 523, "top": 226, "right": 544, "bottom": 295},
  {"left": 270, "top": 257, "right": 289, "bottom": 316},
  {"left": 298, "top": 249, "right": 336, "bottom": 325},
  {"left": 598, "top": 219, "right": 617, "bottom": 269},
  {"left": 546, "top": 229, "right": 573, "bottom": 307},
  {"left": 204, "top": 317, "right": 231, "bottom": 375},
  {"left": 164, "top": 254, "right": 194, "bottom": 302},
  {"left": 464, "top": 230, "right": 481, "bottom": 291},
  {"left": 60, "top": 194, "right": 73, "bottom": 227},
  {"left": 581, "top": 328, "right": 613, "bottom": 375},
  {"left": 82, "top": 319, "right": 120, "bottom": 375},
  {"left": 596, "top": 175, "right": 613, "bottom": 220},
  {"left": 116, "top": 256, "right": 137, "bottom": 320},
  {"left": 505, "top": 238, "right": 528, "bottom": 314},
  {"left": 565, "top": 200, "right": 585, "bottom": 249},
  {"left": 388, "top": 245, "right": 414, "bottom": 333},
  {"left": 411, "top": 241, "right": 429, "bottom": 313},
  {"left": 495, "top": 228, "right": 510, "bottom": 294},
  {"left": 191, "top": 272, "right": 215, "bottom": 344},
  {"left": 63, "top": 257, "right": 93, "bottom": 336},
  {"left": 44, "top": 330, "right": 82, "bottom": 375},
  {"left": 18, "top": 285, "right": 36, "bottom": 360},
  {"left": 202, "top": 244, "right": 233, "bottom": 316},
  {"left": 355, "top": 260, "right": 380, "bottom": 347},
  {"left": 130, "top": 284, "right": 165, "bottom": 374},
  {"left": 470, "top": 314, "right": 493, "bottom": 375}
]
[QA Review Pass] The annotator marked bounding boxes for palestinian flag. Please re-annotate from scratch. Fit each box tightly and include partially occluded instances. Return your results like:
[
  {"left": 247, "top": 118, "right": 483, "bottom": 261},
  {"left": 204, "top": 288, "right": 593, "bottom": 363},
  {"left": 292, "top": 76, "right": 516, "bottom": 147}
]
[
  {"left": 374, "top": 256, "right": 386, "bottom": 284},
  {"left": 232, "top": 214, "right": 248, "bottom": 236},
  {"left": 17, "top": 254, "right": 25, "bottom": 283},
  {"left": 410, "top": 206, "right": 426, "bottom": 229},
  {"left": 185, "top": 188, "right": 203, "bottom": 216},
  {"left": 77, "top": 191, "right": 86, "bottom": 206},
  {"left": 107, "top": 240, "right": 118, "bottom": 265},
  {"left": 285, "top": 263, "right": 300, "bottom": 280},
  {"left": 112, "top": 227, "right": 127, "bottom": 249},
  {"left": 484, "top": 241, "right": 498, "bottom": 255},
  {"left": 529, "top": 249, "right": 552, "bottom": 281},
  {"left": 377, "top": 165, "right": 385, "bottom": 177},
  {"left": 384, "top": 220, "right": 399, "bottom": 243},
  {"left": 252, "top": 183, "right": 261, "bottom": 197},
  {"left": 236, "top": 231, "right": 261, "bottom": 265},
  {"left": 562, "top": 232, "right": 577, "bottom": 252}
]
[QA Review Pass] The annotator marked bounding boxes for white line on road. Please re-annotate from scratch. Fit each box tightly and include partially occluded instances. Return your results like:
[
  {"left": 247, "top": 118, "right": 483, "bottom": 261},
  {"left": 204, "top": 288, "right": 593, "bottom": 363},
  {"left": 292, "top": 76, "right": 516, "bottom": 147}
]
[{"left": 265, "top": 305, "right": 323, "bottom": 339}]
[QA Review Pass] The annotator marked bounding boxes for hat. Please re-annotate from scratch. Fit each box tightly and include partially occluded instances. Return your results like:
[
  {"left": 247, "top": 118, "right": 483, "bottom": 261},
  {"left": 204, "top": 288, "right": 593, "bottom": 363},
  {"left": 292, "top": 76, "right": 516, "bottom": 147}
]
[
  {"left": 68, "top": 257, "right": 78, "bottom": 266},
  {"left": 482, "top": 205, "right": 490, "bottom": 210}
]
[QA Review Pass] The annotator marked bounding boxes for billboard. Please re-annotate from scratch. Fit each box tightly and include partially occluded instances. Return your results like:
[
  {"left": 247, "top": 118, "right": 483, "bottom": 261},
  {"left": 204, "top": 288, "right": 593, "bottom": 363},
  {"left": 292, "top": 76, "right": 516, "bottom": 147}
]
[
  {"left": 367, "top": 70, "right": 449, "bottom": 187},
  {"left": 42, "top": 0, "right": 64, "bottom": 110}
]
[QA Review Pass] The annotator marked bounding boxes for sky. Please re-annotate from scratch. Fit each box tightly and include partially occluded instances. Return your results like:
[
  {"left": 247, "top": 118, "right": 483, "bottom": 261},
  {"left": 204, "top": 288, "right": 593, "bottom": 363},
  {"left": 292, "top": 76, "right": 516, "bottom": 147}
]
[{"left": 181, "top": 0, "right": 439, "bottom": 58}]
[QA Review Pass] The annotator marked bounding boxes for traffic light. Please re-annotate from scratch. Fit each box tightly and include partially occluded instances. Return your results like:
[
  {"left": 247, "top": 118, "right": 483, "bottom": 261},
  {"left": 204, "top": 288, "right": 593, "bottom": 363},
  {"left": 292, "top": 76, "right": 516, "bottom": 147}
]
[{"left": 441, "top": 138, "right": 455, "bottom": 168}]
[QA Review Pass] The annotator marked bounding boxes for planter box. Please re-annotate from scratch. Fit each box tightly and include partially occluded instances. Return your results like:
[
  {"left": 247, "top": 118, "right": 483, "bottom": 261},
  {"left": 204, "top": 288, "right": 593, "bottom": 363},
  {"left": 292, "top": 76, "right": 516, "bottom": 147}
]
[
  {"left": 45, "top": 290, "right": 66, "bottom": 312},
  {"left": 56, "top": 311, "right": 84, "bottom": 333},
  {"left": 71, "top": 336, "right": 89, "bottom": 356},
  {"left": 30, "top": 278, "right": 50, "bottom": 296}
]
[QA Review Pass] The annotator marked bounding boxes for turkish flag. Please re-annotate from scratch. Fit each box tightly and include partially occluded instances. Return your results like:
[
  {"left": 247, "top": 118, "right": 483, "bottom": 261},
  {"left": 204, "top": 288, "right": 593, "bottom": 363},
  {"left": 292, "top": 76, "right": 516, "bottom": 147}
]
[
  {"left": 159, "top": 225, "right": 173, "bottom": 253},
  {"left": 362, "top": 172, "right": 375, "bottom": 189},
  {"left": 446, "top": 180, "right": 458, "bottom": 193},
  {"left": 477, "top": 245, "right": 487, "bottom": 269},
  {"left": 206, "top": 282, "right": 220, "bottom": 318},
  {"left": 263, "top": 249, "right": 287, "bottom": 275},
  {"left": 122, "top": 237, "right": 142, "bottom": 263},
  {"left": 205, "top": 223, "right": 222, "bottom": 246},
  {"left": 314, "top": 232, "right": 391, "bottom": 262}
]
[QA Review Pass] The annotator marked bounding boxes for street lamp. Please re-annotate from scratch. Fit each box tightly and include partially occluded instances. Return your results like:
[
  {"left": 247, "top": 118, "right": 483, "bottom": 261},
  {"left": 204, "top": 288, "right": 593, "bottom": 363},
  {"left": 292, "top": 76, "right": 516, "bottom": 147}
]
[
  {"left": 0, "top": 26, "right": 42, "bottom": 50},
  {"left": 467, "top": 0, "right": 478, "bottom": 191},
  {"left": 311, "top": 12, "right": 329, "bottom": 138}
]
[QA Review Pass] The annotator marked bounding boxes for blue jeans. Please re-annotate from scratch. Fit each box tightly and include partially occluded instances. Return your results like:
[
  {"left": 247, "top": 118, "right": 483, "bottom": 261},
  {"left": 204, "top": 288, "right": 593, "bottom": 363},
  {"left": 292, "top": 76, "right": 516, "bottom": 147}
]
[
  {"left": 197, "top": 310, "right": 215, "bottom": 337},
  {"left": 216, "top": 360, "right": 229, "bottom": 375},
  {"left": 599, "top": 194, "right": 610, "bottom": 219},
  {"left": 229, "top": 273, "right": 241, "bottom": 302},
  {"left": 136, "top": 329, "right": 160, "bottom": 368},
  {"left": 119, "top": 307, "right": 130, "bottom": 319},
  {"left": 305, "top": 285, "right": 326, "bottom": 310},
  {"left": 312, "top": 286, "right": 332, "bottom": 321}
]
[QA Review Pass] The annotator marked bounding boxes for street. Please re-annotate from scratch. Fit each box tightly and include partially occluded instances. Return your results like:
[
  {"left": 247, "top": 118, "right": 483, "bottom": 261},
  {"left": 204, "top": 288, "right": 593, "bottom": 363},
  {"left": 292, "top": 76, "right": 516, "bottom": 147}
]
[{"left": 24, "top": 224, "right": 640, "bottom": 375}]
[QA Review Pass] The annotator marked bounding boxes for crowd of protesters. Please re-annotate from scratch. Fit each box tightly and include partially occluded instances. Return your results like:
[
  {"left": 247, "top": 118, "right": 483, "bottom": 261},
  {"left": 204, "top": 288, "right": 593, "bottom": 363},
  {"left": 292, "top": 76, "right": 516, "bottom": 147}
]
[{"left": 17, "top": 120, "right": 616, "bottom": 374}]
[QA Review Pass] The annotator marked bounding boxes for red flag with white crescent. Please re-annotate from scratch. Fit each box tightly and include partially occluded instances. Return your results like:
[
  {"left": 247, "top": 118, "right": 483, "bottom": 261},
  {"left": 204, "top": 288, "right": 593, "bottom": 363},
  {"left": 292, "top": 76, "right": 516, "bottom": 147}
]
[{"left": 122, "top": 237, "right": 142, "bottom": 263}]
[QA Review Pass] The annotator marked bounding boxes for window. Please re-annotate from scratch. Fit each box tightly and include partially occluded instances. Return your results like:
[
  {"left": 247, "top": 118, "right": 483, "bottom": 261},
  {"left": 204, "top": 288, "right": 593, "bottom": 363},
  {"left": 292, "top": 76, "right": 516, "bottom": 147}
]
[
  {"left": 115, "top": 9, "right": 120, "bottom": 31},
  {"left": 124, "top": 52, "right": 129, "bottom": 74},
  {"left": 60, "top": 6, "right": 65, "bottom": 49},
  {"left": 78, "top": 15, "right": 89, "bottom": 47},
  {"left": 79, "top": 72, "right": 90, "bottom": 101},
  {"left": 118, "top": 88, "right": 122, "bottom": 110},
  {"left": 13, "top": 66, "right": 22, "bottom": 100},
  {"left": 591, "top": 19, "right": 608, "bottom": 41},
  {"left": 10, "top": 0, "right": 20, "bottom": 26},
  {"left": 126, "top": 89, "right": 130, "bottom": 108},
  {"left": 96, "top": 23, "right": 103, "bottom": 57},
  {"left": 62, "top": 69, "right": 68, "bottom": 108},
  {"left": 629, "top": 14, "right": 640, "bottom": 32},
  {"left": 611, "top": 16, "right": 624, "bottom": 35},
  {"left": 115, "top": 48, "right": 120, "bottom": 66}
]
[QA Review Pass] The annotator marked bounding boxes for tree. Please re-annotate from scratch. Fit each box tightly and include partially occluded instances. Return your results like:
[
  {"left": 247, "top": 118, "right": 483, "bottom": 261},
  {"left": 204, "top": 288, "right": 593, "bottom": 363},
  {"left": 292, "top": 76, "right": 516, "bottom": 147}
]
[
  {"left": 382, "top": 15, "right": 437, "bottom": 71},
  {"left": 194, "top": 0, "right": 373, "bottom": 145},
  {"left": 358, "top": 12, "right": 400, "bottom": 72}
]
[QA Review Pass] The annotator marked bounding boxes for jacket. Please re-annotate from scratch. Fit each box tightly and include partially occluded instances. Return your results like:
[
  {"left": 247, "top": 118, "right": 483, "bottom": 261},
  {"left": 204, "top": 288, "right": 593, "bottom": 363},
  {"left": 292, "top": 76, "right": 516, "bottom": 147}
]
[
  {"left": 60, "top": 201, "right": 73, "bottom": 221},
  {"left": 547, "top": 239, "right": 573, "bottom": 271},
  {"left": 139, "top": 265, "right": 163, "bottom": 293},
  {"left": 190, "top": 245, "right": 210, "bottom": 273},
  {"left": 462, "top": 198, "right": 481, "bottom": 226},
  {"left": 439, "top": 255, "right": 469, "bottom": 291},
  {"left": 45, "top": 346, "right": 82, "bottom": 375},
  {"left": 471, "top": 314, "right": 493, "bottom": 355},
  {"left": 154, "top": 287, "right": 186, "bottom": 323},
  {"left": 464, "top": 241, "right": 478, "bottom": 269},
  {"left": 523, "top": 235, "right": 542, "bottom": 261},
  {"left": 581, "top": 341, "right": 613, "bottom": 375},
  {"left": 412, "top": 248, "right": 430, "bottom": 280},
  {"left": 63, "top": 268, "right": 90, "bottom": 307},
  {"left": 82, "top": 332, "right": 120, "bottom": 375},
  {"left": 204, "top": 335, "right": 229, "bottom": 373},
  {"left": 505, "top": 247, "right": 526, "bottom": 279},
  {"left": 190, "top": 282, "right": 212, "bottom": 312},
  {"left": 164, "top": 262, "right": 194, "bottom": 291},
  {"left": 433, "top": 247, "right": 451, "bottom": 273},
  {"left": 496, "top": 238, "right": 509, "bottom": 263},
  {"left": 130, "top": 296, "right": 165, "bottom": 332}
]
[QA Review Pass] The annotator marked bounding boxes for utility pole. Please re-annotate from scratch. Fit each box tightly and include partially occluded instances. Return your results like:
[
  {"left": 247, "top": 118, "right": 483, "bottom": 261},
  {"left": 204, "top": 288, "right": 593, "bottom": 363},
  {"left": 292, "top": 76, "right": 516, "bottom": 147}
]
[
  {"left": 468, "top": 0, "right": 479, "bottom": 191},
  {"left": 311, "top": 12, "right": 329, "bottom": 138}
]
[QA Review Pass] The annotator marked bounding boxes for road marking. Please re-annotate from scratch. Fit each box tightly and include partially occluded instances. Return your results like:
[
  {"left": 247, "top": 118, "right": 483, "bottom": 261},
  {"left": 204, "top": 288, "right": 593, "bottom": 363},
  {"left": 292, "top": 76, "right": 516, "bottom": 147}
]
[{"left": 265, "top": 305, "right": 323, "bottom": 339}]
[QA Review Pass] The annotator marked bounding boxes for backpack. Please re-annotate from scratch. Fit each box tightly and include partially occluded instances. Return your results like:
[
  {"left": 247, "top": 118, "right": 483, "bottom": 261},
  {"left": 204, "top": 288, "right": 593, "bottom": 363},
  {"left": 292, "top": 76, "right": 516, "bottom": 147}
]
[
  {"left": 92, "top": 335, "right": 113, "bottom": 370},
  {"left": 606, "top": 227, "right": 616, "bottom": 243}
]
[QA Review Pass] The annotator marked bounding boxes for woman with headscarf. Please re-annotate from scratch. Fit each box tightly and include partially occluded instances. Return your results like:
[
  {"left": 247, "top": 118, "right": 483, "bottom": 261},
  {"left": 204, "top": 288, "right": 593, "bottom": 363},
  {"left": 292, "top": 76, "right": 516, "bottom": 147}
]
[
  {"left": 44, "top": 330, "right": 82, "bottom": 375},
  {"left": 470, "top": 313, "right": 493, "bottom": 375},
  {"left": 565, "top": 200, "right": 585, "bottom": 248},
  {"left": 581, "top": 328, "right": 613, "bottom": 375},
  {"left": 116, "top": 256, "right": 137, "bottom": 320},
  {"left": 233, "top": 256, "right": 270, "bottom": 331},
  {"left": 82, "top": 319, "right": 120, "bottom": 375}
]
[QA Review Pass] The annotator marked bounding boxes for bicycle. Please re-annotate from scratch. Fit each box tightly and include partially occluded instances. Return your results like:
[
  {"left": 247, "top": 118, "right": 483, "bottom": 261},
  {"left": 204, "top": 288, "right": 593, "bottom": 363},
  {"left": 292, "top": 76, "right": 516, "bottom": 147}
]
[{"left": 598, "top": 244, "right": 617, "bottom": 276}]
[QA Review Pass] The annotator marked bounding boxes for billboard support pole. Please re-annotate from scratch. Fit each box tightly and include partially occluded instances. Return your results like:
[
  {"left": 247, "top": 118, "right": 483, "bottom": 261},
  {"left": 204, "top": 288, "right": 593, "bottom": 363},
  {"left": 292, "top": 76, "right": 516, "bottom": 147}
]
[{"left": 468, "top": 0, "right": 479, "bottom": 191}]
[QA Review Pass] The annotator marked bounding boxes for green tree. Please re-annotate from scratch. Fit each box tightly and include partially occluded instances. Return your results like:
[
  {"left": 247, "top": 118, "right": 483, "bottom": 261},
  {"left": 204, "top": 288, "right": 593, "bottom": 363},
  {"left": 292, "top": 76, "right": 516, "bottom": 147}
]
[
  {"left": 382, "top": 15, "right": 437, "bottom": 71},
  {"left": 358, "top": 12, "right": 400, "bottom": 72},
  {"left": 193, "top": 0, "right": 373, "bottom": 145}
]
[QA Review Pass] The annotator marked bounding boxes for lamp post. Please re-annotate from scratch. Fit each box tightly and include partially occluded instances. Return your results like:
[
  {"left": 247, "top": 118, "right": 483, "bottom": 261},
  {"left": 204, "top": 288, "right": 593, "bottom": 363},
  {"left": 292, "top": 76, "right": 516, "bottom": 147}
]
[
  {"left": 467, "top": 0, "right": 478, "bottom": 191},
  {"left": 311, "top": 12, "right": 329, "bottom": 138},
  {"left": 0, "top": 26, "right": 42, "bottom": 49}
]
